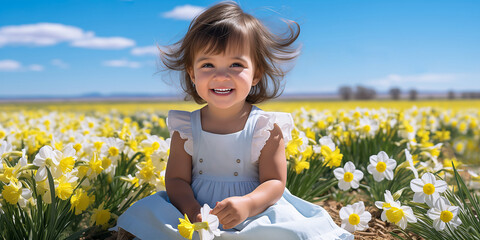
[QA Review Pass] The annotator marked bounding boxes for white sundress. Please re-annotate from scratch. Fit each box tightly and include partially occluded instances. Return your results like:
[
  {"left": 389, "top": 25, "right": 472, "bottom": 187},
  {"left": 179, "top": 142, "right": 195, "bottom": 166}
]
[{"left": 112, "top": 106, "right": 353, "bottom": 240}]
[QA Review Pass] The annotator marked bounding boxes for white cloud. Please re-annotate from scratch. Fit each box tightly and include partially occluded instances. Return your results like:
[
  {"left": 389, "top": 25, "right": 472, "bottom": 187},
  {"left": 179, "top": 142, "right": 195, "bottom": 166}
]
[
  {"left": 102, "top": 59, "right": 141, "bottom": 68},
  {"left": 0, "top": 23, "right": 135, "bottom": 50},
  {"left": 0, "top": 23, "right": 89, "bottom": 47},
  {"left": 162, "top": 4, "right": 205, "bottom": 20},
  {"left": 366, "top": 73, "right": 468, "bottom": 90},
  {"left": 131, "top": 45, "right": 159, "bottom": 56},
  {"left": 28, "top": 64, "right": 44, "bottom": 71},
  {"left": 71, "top": 37, "right": 135, "bottom": 49},
  {"left": 51, "top": 59, "right": 69, "bottom": 69},
  {"left": 0, "top": 60, "right": 22, "bottom": 71},
  {"left": 0, "top": 59, "right": 43, "bottom": 72}
]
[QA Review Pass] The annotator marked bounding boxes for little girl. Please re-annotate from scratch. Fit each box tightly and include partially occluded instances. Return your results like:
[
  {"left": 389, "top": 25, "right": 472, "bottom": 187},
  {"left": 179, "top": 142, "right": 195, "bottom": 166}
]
[{"left": 114, "top": 2, "right": 353, "bottom": 240}]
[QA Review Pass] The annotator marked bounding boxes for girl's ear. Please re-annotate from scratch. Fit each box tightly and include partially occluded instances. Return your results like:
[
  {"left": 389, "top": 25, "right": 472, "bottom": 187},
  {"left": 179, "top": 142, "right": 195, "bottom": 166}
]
[
  {"left": 187, "top": 67, "right": 195, "bottom": 83},
  {"left": 252, "top": 69, "right": 261, "bottom": 86}
]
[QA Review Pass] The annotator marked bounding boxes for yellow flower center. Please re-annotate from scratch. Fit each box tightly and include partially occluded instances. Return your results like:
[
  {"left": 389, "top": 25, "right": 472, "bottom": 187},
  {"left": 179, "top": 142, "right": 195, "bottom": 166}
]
[
  {"left": 382, "top": 202, "right": 391, "bottom": 209},
  {"left": 73, "top": 143, "right": 82, "bottom": 152},
  {"left": 108, "top": 147, "right": 119, "bottom": 156},
  {"left": 344, "top": 172, "right": 354, "bottom": 182},
  {"left": 423, "top": 183, "right": 435, "bottom": 195},
  {"left": 348, "top": 213, "right": 360, "bottom": 225},
  {"left": 59, "top": 156, "right": 75, "bottom": 173},
  {"left": 440, "top": 210, "right": 453, "bottom": 223},
  {"left": 362, "top": 125, "right": 371, "bottom": 133},
  {"left": 295, "top": 160, "right": 310, "bottom": 174},
  {"left": 152, "top": 141, "right": 160, "bottom": 151},
  {"left": 376, "top": 162, "right": 387, "bottom": 172},
  {"left": 94, "top": 209, "right": 111, "bottom": 226},
  {"left": 2, "top": 184, "right": 21, "bottom": 205},
  {"left": 386, "top": 207, "right": 404, "bottom": 224},
  {"left": 94, "top": 141, "right": 103, "bottom": 151},
  {"left": 56, "top": 180, "right": 74, "bottom": 200}
]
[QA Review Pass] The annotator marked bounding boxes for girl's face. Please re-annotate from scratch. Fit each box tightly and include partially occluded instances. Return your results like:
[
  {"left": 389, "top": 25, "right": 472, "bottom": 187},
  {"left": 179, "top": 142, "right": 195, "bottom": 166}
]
[{"left": 189, "top": 46, "right": 259, "bottom": 110}]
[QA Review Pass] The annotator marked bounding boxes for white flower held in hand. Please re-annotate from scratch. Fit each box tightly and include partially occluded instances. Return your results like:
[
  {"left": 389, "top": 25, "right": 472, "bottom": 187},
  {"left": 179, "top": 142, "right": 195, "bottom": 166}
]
[
  {"left": 427, "top": 197, "right": 462, "bottom": 231},
  {"left": 367, "top": 151, "right": 397, "bottom": 182},
  {"left": 334, "top": 161, "right": 364, "bottom": 191},
  {"left": 410, "top": 172, "right": 447, "bottom": 207},
  {"left": 339, "top": 201, "right": 371, "bottom": 233},
  {"left": 199, "top": 204, "right": 221, "bottom": 240}
]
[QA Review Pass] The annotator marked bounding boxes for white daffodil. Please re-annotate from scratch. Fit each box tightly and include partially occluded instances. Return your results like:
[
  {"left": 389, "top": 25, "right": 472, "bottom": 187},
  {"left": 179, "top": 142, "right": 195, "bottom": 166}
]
[
  {"left": 427, "top": 197, "right": 462, "bottom": 231},
  {"left": 339, "top": 201, "right": 371, "bottom": 233},
  {"left": 376, "top": 191, "right": 417, "bottom": 229},
  {"left": 410, "top": 172, "right": 447, "bottom": 206},
  {"left": 198, "top": 204, "right": 221, "bottom": 240},
  {"left": 334, "top": 161, "right": 364, "bottom": 191},
  {"left": 33, "top": 145, "right": 61, "bottom": 182},
  {"left": 0, "top": 140, "right": 13, "bottom": 158},
  {"left": 375, "top": 190, "right": 397, "bottom": 213},
  {"left": 367, "top": 151, "right": 397, "bottom": 182},
  {"left": 101, "top": 137, "right": 125, "bottom": 161},
  {"left": 405, "top": 149, "right": 418, "bottom": 179}
]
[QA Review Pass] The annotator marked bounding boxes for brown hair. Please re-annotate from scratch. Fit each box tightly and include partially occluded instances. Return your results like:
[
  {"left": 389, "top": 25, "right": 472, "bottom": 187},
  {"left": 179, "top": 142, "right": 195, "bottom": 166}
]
[{"left": 160, "top": 1, "right": 300, "bottom": 104}]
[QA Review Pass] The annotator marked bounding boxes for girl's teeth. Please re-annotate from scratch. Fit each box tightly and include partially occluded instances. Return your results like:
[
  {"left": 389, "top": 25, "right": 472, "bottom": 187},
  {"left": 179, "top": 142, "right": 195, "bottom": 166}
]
[{"left": 213, "top": 89, "right": 232, "bottom": 94}]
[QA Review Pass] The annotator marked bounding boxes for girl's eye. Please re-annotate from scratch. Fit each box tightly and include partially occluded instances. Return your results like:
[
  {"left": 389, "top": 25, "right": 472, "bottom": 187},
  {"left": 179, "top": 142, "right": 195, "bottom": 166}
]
[
  {"left": 201, "top": 63, "right": 214, "bottom": 68},
  {"left": 231, "top": 63, "right": 244, "bottom": 68}
]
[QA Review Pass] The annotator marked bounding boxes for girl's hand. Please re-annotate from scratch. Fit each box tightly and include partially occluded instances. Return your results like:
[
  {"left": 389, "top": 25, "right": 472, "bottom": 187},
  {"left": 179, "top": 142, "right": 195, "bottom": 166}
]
[{"left": 211, "top": 196, "right": 252, "bottom": 229}]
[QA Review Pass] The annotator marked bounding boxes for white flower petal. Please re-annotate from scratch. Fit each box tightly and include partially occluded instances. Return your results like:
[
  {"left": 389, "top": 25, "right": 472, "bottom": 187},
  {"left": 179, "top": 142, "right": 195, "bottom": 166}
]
[
  {"left": 384, "top": 169, "right": 394, "bottom": 180},
  {"left": 421, "top": 172, "right": 435, "bottom": 184},
  {"left": 338, "top": 180, "right": 351, "bottom": 191},
  {"left": 413, "top": 192, "right": 425, "bottom": 203},
  {"left": 377, "top": 151, "right": 389, "bottom": 161},
  {"left": 410, "top": 179, "right": 424, "bottom": 192},
  {"left": 367, "top": 164, "right": 375, "bottom": 174},
  {"left": 344, "top": 161, "right": 355, "bottom": 172},
  {"left": 434, "top": 180, "right": 448, "bottom": 193},
  {"left": 333, "top": 168, "right": 345, "bottom": 180},
  {"left": 369, "top": 155, "right": 378, "bottom": 165},
  {"left": 353, "top": 170, "right": 364, "bottom": 180}
]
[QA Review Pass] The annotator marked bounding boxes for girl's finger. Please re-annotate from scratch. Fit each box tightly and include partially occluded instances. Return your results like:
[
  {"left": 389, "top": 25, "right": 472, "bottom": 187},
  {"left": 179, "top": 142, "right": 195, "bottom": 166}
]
[
  {"left": 221, "top": 218, "right": 238, "bottom": 230},
  {"left": 211, "top": 201, "right": 226, "bottom": 215}
]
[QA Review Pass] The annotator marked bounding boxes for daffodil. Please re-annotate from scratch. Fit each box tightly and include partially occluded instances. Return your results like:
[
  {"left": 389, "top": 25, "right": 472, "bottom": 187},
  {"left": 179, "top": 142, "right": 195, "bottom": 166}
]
[
  {"left": 367, "top": 151, "right": 397, "bottom": 182},
  {"left": 334, "top": 161, "right": 364, "bottom": 191},
  {"left": 70, "top": 188, "right": 93, "bottom": 215},
  {"left": 405, "top": 149, "right": 418, "bottom": 179},
  {"left": 198, "top": 204, "right": 221, "bottom": 240},
  {"left": 319, "top": 136, "right": 343, "bottom": 168},
  {"left": 177, "top": 204, "right": 221, "bottom": 240},
  {"left": 339, "top": 201, "right": 371, "bottom": 233},
  {"left": 427, "top": 197, "right": 462, "bottom": 231},
  {"left": 0, "top": 140, "right": 13, "bottom": 158},
  {"left": 410, "top": 172, "right": 447, "bottom": 206},
  {"left": 91, "top": 202, "right": 112, "bottom": 228},
  {"left": 178, "top": 214, "right": 195, "bottom": 239},
  {"left": 2, "top": 180, "right": 32, "bottom": 208},
  {"left": 33, "top": 145, "right": 61, "bottom": 181},
  {"left": 376, "top": 191, "right": 417, "bottom": 229}
]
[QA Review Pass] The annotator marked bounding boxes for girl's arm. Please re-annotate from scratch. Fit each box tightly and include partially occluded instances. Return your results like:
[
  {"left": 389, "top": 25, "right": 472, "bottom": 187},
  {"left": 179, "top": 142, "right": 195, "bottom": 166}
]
[
  {"left": 211, "top": 124, "right": 286, "bottom": 229},
  {"left": 165, "top": 131, "right": 202, "bottom": 222}
]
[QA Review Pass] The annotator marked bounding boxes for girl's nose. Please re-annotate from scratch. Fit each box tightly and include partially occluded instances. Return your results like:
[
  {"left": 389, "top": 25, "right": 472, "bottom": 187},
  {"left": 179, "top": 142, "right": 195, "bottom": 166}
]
[{"left": 213, "top": 69, "right": 230, "bottom": 81}]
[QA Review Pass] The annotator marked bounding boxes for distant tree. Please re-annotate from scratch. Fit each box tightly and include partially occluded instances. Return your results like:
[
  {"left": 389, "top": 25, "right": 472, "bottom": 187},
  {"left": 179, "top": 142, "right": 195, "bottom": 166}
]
[
  {"left": 409, "top": 89, "right": 418, "bottom": 101},
  {"left": 389, "top": 87, "right": 401, "bottom": 100},
  {"left": 354, "top": 86, "right": 376, "bottom": 100},
  {"left": 338, "top": 86, "right": 353, "bottom": 100},
  {"left": 447, "top": 90, "right": 455, "bottom": 100}
]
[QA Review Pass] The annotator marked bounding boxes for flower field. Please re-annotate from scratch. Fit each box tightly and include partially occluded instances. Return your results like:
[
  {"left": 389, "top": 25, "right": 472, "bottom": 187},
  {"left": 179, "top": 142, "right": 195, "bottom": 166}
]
[{"left": 0, "top": 100, "right": 479, "bottom": 239}]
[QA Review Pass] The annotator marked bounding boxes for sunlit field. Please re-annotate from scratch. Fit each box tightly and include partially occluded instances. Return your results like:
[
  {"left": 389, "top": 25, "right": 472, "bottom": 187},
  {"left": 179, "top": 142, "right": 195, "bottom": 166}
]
[{"left": 1, "top": 100, "right": 479, "bottom": 239}]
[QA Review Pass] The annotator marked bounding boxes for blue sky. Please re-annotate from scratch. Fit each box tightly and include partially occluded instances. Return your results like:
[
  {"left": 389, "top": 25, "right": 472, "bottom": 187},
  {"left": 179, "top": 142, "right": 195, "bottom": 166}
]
[{"left": 1, "top": 0, "right": 479, "bottom": 97}]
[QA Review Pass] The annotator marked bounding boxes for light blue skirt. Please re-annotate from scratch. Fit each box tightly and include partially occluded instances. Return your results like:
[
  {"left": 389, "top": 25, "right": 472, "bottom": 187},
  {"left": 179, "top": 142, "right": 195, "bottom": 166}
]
[{"left": 111, "top": 189, "right": 353, "bottom": 240}]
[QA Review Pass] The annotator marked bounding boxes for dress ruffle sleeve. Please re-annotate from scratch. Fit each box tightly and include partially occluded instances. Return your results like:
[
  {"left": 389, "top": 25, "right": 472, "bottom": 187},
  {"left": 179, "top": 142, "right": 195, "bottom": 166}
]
[
  {"left": 167, "top": 110, "right": 193, "bottom": 156},
  {"left": 251, "top": 112, "right": 294, "bottom": 163}
]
